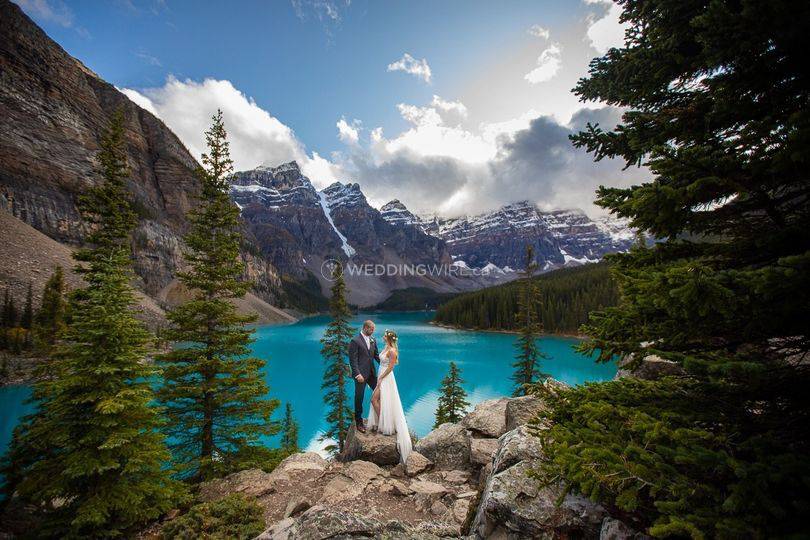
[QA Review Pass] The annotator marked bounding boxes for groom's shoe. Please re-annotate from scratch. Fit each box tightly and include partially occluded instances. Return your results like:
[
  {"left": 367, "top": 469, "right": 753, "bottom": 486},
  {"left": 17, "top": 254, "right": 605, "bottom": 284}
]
[{"left": 356, "top": 422, "right": 367, "bottom": 433}]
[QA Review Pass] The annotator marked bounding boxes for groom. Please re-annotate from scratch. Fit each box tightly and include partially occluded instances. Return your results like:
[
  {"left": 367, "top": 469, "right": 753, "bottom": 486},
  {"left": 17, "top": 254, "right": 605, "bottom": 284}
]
[{"left": 348, "top": 320, "right": 380, "bottom": 433}]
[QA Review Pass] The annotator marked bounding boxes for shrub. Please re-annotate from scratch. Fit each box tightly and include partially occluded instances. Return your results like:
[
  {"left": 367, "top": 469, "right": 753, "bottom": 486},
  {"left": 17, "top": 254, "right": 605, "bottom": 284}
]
[{"left": 161, "top": 494, "right": 265, "bottom": 540}]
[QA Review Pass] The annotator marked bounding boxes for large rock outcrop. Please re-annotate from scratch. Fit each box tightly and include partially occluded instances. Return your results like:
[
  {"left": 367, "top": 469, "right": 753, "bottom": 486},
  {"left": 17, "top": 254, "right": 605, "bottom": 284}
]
[
  {"left": 471, "top": 425, "right": 608, "bottom": 538},
  {"left": 152, "top": 389, "right": 649, "bottom": 539},
  {"left": 0, "top": 0, "right": 284, "bottom": 314},
  {"left": 340, "top": 424, "right": 402, "bottom": 466},
  {"left": 414, "top": 422, "right": 471, "bottom": 470},
  {"left": 461, "top": 397, "right": 510, "bottom": 437}
]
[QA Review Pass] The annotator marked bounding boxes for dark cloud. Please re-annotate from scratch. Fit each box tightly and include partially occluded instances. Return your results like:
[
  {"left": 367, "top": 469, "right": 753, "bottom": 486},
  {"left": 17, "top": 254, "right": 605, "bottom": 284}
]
[
  {"left": 488, "top": 107, "right": 644, "bottom": 212},
  {"left": 343, "top": 106, "right": 646, "bottom": 217}
]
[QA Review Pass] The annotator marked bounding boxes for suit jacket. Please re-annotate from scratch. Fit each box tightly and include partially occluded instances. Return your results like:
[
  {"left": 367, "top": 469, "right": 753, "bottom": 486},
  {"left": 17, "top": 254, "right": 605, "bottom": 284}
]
[{"left": 348, "top": 333, "right": 380, "bottom": 379}]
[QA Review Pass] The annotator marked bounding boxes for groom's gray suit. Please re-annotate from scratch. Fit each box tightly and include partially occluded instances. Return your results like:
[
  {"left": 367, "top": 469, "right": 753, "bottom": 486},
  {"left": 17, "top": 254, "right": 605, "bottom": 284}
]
[{"left": 348, "top": 333, "right": 381, "bottom": 424}]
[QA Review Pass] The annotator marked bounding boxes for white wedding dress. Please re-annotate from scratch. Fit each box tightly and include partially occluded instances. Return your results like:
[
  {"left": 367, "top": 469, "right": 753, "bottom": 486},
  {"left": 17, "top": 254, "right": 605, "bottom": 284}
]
[{"left": 367, "top": 347, "right": 412, "bottom": 463}]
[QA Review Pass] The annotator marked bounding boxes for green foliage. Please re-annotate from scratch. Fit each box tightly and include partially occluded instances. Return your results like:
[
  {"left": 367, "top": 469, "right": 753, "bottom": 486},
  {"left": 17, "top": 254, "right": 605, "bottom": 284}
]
[
  {"left": 280, "top": 272, "right": 328, "bottom": 312},
  {"left": 1, "top": 109, "right": 183, "bottom": 537},
  {"left": 320, "top": 267, "right": 354, "bottom": 454},
  {"left": 534, "top": 378, "right": 810, "bottom": 538},
  {"left": 34, "top": 266, "right": 68, "bottom": 351},
  {"left": 20, "top": 283, "right": 33, "bottom": 330},
  {"left": 434, "top": 361, "right": 469, "bottom": 428},
  {"left": 434, "top": 263, "right": 618, "bottom": 333},
  {"left": 281, "top": 402, "right": 299, "bottom": 452},
  {"left": 157, "top": 110, "right": 279, "bottom": 481},
  {"left": 1, "top": 289, "right": 17, "bottom": 329},
  {"left": 512, "top": 246, "right": 548, "bottom": 396},
  {"left": 160, "top": 494, "right": 265, "bottom": 540},
  {"left": 373, "top": 287, "right": 457, "bottom": 311},
  {"left": 532, "top": 0, "right": 810, "bottom": 537}
]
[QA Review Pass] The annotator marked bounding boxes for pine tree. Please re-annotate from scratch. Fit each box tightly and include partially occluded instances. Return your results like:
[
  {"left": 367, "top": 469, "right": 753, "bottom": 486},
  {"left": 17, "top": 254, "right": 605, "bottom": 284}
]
[
  {"left": 20, "top": 283, "right": 33, "bottom": 330},
  {"left": 533, "top": 1, "right": 810, "bottom": 537},
  {"left": 511, "top": 245, "right": 548, "bottom": 396},
  {"left": 157, "top": 110, "right": 279, "bottom": 481},
  {"left": 434, "top": 361, "right": 469, "bottom": 428},
  {"left": 1, "top": 109, "right": 182, "bottom": 537},
  {"left": 280, "top": 402, "right": 299, "bottom": 453},
  {"left": 0, "top": 289, "right": 9, "bottom": 349},
  {"left": 319, "top": 266, "right": 354, "bottom": 454},
  {"left": 1, "top": 290, "right": 17, "bottom": 329},
  {"left": 34, "top": 266, "right": 67, "bottom": 351},
  {"left": 21, "top": 283, "right": 33, "bottom": 349}
]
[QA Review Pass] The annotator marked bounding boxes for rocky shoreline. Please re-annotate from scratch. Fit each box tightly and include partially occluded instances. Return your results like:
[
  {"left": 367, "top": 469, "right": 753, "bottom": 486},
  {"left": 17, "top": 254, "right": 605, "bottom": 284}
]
[{"left": 146, "top": 381, "right": 646, "bottom": 539}]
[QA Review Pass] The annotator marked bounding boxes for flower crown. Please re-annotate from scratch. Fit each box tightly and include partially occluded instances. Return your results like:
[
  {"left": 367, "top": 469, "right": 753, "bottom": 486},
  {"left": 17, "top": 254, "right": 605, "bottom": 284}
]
[{"left": 383, "top": 329, "right": 398, "bottom": 342}]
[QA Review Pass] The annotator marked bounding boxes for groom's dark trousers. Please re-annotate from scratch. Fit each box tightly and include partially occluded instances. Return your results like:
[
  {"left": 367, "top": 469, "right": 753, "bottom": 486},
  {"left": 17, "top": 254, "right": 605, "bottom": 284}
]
[{"left": 348, "top": 333, "right": 380, "bottom": 424}]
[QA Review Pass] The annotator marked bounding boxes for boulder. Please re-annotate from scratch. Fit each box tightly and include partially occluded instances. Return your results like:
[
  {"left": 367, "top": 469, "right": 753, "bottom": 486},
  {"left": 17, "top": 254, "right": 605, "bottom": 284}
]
[
  {"left": 405, "top": 451, "right": 433, "bottom": 477},
  {"left": 388, "top": 479, "right": 414, "bottom": 496},
  {"left": 441, "top": 469, "right": 470, "bottom": 485},
  {"left": 493, "top": 425, "right": 543, "bottom": 474},
  {"left": 505, "top": 394, "right": 547, "bottom": 431},
  {"left": 414, "top": 422, "right": 471, "bottom": 470},
  {"left": 343, "top": 460, "right": 386, "bottom": 484},
  {"left": 452, "top": 497, "right": 472, "bottom": 524},
  {"left": 198, "top": 468, "right": 278, "bottom": 502},
  {"left": 601, "top": 517, "right": 651, "bottom": 540},
  {"left": 275, "top": 451, "right": 327, "bottom": 474},
  {"left": 470, "top": 437, "right": 500, "bottom": 467},
  {"left": 430, "top": 500, "right": 448, "bottom": 516},
  {"left": 391, "top": 463, "right": 406, "bottom": 477},
  {"left": 461, "top": 398, "right": 509, "bottom": 437},
  {"left": 472, "top": 425, "right": 607, "bottom": 538},
  {"left": 319, "top": 460, "right": 383, "bottom": 504},
  {"left": 256, "top": 505, "right": 393, "bottom": 539},
  {"left": 340, "top": 423, "right": 400, "bottom": 466},
  {"left": 615, "top": 354, "right": 686, "bottom": 380},
  {"left": 472, "top": 460, "right": 607, "bottom": 538},
  {"left": 410, "top": 479, "right": 449, "bottom": 498}
]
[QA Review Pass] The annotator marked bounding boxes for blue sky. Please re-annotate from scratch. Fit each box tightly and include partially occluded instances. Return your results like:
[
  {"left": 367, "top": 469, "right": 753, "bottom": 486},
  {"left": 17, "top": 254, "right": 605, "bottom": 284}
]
[{"left": 15, "top": 0, "right": 645, "bottom": 217}]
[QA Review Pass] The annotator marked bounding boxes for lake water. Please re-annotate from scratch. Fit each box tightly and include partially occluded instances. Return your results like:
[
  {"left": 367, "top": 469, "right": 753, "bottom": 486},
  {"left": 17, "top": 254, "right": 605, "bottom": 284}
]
[{"left": 0, "top": 311, "right": 616, "bottom": 456}]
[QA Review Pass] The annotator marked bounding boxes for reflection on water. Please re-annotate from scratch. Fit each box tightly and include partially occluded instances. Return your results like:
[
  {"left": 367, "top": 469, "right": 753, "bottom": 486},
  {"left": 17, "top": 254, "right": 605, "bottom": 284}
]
[{"left": 0, "top": 311, "right": 616, "bottom": 457}]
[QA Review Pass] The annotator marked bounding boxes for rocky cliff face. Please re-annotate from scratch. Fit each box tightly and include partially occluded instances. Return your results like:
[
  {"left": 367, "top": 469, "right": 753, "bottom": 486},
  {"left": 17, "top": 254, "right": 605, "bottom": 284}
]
[
  {"left": 0, "top": 0, "right": 282, "bottom": 311},
  {"left": 322, "top": 182, "right": 451, "bottom": 268},
  {"left": 232, "top": 163, "right": 487, "bottom": 307},
  {"left": 231, "top": 162, "right": 345, "bottom": 280}
]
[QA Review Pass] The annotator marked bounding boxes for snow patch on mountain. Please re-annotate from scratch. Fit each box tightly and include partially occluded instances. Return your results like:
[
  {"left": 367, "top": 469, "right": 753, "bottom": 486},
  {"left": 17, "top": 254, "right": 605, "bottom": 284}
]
[{"left": 317, "top": 190, "right": 356, "bottom": 258}]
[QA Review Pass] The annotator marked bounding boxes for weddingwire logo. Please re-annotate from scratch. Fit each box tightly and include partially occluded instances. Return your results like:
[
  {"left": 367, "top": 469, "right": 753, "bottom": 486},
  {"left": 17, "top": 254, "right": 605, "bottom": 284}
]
[{"left": 320, "top": 259, "right": 492, "bottom": 281}]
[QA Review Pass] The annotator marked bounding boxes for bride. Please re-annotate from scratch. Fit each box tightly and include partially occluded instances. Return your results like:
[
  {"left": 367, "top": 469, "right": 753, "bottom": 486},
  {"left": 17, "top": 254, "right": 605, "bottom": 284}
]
[{"left": 367, "top": 329, "right": 412, "bottom": 463}]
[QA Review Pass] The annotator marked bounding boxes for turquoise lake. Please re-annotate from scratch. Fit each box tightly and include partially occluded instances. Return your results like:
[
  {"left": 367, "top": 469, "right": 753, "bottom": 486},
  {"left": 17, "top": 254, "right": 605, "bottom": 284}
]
[{"left": 0, "top": 311, "right": 616, "bottom": 456}]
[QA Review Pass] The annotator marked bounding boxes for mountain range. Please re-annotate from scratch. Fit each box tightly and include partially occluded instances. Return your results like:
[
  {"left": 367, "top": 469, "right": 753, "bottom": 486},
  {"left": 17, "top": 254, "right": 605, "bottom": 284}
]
[
  {"left": 0, "top": 0, "right": 634, "bottom": 315},
  {"left": 231, "top": 162, "right": 635, "bottom": 305}
]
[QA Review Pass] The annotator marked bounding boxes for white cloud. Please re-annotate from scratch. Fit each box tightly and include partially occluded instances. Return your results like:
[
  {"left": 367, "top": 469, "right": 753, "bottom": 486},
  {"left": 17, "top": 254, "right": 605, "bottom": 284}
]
[
  {"left": 335, "top": 96, "right": 644, "bottom": 217},
  {"left": 120, "top": 76, "right": 341, "bottom": 189},
  {"left": 336, "top": 117, "right": 360, "bottom": 144},
  {"left": 430, "top": 95, "right": 468, "bottom": 126},
  {"left": 387, "top": 53, "right": 432, "bottom": 84},
  {"left": 14, "top": 0, "right": 74, "bottom": 27},
  {"left": 585, "top": 1, "right": 628, "bottom": 54},
  {"left": 528, "top": 24, "right": 550, "bottom": 39},
  {"left": 524, "top": 43, "right": 562, "bottom": 84}
]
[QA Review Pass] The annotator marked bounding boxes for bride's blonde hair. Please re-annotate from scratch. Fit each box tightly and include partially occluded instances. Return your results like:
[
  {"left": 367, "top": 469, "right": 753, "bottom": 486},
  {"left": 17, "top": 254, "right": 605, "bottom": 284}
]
[{"left": 383, "top": 329, "right": 399, "bottom": 352}]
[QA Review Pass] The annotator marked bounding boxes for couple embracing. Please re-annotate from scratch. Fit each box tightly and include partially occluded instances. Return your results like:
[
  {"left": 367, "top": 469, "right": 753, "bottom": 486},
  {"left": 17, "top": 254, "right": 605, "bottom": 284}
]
[{"left": 348, "top": 320, "right": 412, "bottom": 463}]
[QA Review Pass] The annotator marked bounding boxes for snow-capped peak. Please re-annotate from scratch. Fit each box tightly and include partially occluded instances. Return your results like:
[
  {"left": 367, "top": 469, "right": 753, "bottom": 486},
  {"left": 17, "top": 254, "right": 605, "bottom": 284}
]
[
  {"left": 380, "top": 199, "right": 425, "bottom": 229},
  {"left": 321, "top": 182, "right": 366, "bottom": 209}
]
